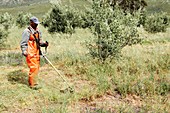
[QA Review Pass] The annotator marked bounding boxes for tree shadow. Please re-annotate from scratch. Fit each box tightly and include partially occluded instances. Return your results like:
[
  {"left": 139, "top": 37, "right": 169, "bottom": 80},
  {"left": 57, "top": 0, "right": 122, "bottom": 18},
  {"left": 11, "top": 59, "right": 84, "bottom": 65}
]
[{"left": 7, "top": 69, "right": 28, "bottom": 86}]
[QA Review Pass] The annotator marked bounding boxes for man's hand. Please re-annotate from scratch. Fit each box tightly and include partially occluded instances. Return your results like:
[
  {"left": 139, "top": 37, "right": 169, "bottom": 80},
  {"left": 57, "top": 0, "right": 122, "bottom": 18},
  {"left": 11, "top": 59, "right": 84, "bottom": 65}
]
[
  {"left": 45, "top": 41, "right": 48, "bottom": 47},
  {"left": 23, "top": 51, "right": 28, "bottom": 56},
  {"left": 40, "top": 41, "right": 49, "bottom": 47}
]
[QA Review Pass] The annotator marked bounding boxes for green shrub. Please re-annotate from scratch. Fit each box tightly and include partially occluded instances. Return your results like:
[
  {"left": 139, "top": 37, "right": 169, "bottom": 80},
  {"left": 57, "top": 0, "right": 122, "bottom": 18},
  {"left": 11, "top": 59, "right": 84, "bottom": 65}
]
[
  {"left": 16, "top": 12, "right": 32, "bottom": 28},
  {"left": 0, "top": 12, "right": 13, "bottom": 48},
  {"left": 144, "top": 12, "right": 169, "bottom": 33},
  {"left": 81, "top": 10, "right": 94, "bottom": 28},
  {"left": 42, "top": 5, "right": 83, "bottom": 34},
  {"left": 0, "top": 12, "right": 13, "bottom": 30},
  {"left": 87, "top": 1, "right": 141, "bottom": 61},
  {"left": 0, "top": 28, "right": 7, "bottom": 49}
]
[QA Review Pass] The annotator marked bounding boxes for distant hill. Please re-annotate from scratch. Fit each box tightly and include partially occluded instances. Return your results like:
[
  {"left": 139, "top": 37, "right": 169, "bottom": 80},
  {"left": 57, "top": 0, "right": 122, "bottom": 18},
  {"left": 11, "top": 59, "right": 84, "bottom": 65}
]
[
  {"left": 0, "top": 0, "right": 169, "bottom": 15},
  {"left": 0, "top": 0, "right": 48, "bottom": 7}
]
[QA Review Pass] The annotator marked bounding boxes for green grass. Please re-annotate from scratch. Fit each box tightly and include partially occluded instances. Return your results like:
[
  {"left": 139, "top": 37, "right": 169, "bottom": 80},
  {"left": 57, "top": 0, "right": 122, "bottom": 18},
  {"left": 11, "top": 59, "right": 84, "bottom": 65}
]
[
  {"left": 0, "top": 24, "right": 169, "bottom": 112},
  {"left": 0, "top": 2, "right": 51, "bottom": 19},
  {"left": 0, "top": 0, "right": 91, "bottom": 19},
  {"left": 146, "top": 0, "right": 170, "bottom": 14},
  {"left": 0, "top": 0, "right": 169, "bottom": 20},
  {"left": 0, "top": 1, "right": 170, "bottom": 112}
]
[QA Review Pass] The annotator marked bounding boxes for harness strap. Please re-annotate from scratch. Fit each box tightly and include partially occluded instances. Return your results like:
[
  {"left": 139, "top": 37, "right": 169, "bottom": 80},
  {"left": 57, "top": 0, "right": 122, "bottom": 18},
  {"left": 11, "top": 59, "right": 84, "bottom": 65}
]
[{"left": 28, "top": 26, "right": 42, "bottom": 55}]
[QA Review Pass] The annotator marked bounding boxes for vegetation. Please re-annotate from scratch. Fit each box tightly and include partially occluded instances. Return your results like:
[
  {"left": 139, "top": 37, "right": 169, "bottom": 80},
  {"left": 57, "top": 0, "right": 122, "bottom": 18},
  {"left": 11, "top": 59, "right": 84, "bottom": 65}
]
[
  {"left": 87, "top": 1, "right": 141, "bottom": 61},
  {"left": 0, "top": 28, "right": 7, "bottom": 48},
  {"left": 0, "top": 12, "right": 13, "bottom": 48},
  {"left": 16, "top": 12, "right": 32, "bottom": 28},
  {"left": 144, "top": 12, "right": 169, "bottom": 33},
  {"left": 0, "top": 0, "right": 169, "bottom": 112},
  {"left": 100, "top": 0, "right": 147, "bottom": 13},
  {"left": 42, "top": 5, "right": 82, "bottom": 34}
]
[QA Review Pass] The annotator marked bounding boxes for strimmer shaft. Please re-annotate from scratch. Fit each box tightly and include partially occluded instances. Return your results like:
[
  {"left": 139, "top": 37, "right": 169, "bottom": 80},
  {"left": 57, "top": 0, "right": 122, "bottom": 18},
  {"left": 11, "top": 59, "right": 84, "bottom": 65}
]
[{"left": 42, "top": 55, "right": 72, "bottom": 88}]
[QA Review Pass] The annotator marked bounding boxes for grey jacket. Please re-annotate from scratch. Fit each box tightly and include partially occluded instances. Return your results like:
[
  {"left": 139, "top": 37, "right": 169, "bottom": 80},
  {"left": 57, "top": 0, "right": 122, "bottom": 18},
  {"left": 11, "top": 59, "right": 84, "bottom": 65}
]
[{"left": 20, "top": 26, "right": 42, "bottom": 55}]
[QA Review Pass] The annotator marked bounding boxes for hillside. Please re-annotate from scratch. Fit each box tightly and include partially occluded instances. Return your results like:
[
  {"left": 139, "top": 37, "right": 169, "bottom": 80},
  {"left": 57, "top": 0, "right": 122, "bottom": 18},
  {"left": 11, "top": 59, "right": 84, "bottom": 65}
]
[
  {"left": 0, "top": 0, "right": 169, "bottom": 113},
  {"left": 146, "top": 0, "right": 170, "bottom": 14},
  {"left": 0, "top": 0, "right": 48, "bottom": 7},
  {"left": 0, "top": 0, "right": 169, "bottom": 17}
]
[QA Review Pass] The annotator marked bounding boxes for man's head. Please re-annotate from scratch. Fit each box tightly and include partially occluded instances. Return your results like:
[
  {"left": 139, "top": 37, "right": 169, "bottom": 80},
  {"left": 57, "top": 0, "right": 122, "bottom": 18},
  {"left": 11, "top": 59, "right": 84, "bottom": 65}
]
[{"left": 30, "top": 16, "right": 40, "bottom": 30}]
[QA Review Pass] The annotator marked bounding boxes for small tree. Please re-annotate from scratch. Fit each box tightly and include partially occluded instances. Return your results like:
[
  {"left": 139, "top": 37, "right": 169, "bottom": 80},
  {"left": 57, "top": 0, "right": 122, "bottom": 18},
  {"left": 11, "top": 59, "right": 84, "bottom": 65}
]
[
  {"left": 144, "top": 12, "right": 169, "bottom": 33},
  {"left": 42, "top": 5, "right": 83, "bottom": 34},
  {"left": 88, "top": 1, "right": 141, "bottom": 61},
  {"left": 0, "top": 12, "right": 13, "bottom": 48},
  {"left": 16, "top": 12, "right": 32, "bottom": 28},
  {"left": 0, "top": 28, "right": 7, "bottom": 49},
  {"left": 0, "top": 12, "right": 13, "bottom": 30},
  {"left": 100, "top": 0, "right": 147, "bottom": 13}
]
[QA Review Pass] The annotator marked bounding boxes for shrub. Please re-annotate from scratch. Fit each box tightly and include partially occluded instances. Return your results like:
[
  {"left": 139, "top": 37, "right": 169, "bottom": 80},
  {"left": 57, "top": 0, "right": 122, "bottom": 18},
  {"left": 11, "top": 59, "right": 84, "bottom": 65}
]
[
  {"left": 0, "top": 28, "right": 7, "bottom": 49},
  {"left": 0, "top": 12, "right": 13, "bottom": 30},
  {"left": 16, "top": 12, "right": 32, "bottom": 28},
  {"left": 0, "top": 12, "right": 13, "bottom": 48},
  {"left": 42, "top": 5, "right": 83, "bottom": 34},
  {"left": 87, "top": 1, "right": 141, "bottom": 61},
  {"left": 81, "top": 9, "right": 94, "bottom": 28},
  {"left": 101, "top": 0, "right": 147, "bottom": 13},
  {"left": 144, "top": 12, "right": 169, "bottom": 33}
]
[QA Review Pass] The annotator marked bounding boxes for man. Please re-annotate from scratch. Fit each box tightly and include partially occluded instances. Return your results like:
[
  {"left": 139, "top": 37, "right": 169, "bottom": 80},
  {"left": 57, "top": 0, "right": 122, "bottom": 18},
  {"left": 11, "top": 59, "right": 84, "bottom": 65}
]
[{"left": 20, "top": 16, "right": 48, "bottom": 89}]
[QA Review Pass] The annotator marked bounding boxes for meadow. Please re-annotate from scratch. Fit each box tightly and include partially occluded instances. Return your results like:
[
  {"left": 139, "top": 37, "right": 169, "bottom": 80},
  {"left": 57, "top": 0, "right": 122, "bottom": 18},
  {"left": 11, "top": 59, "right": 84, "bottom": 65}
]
[{"left": 0, "top": 0, "right": 170, "bottom": 113}]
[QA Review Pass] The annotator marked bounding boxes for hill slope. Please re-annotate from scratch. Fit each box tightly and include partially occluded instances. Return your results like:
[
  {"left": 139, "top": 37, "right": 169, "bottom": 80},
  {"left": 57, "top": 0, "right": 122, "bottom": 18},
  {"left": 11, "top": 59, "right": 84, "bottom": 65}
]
[{"left": 0, "top": 0, "right": 48, "bottom": 7}]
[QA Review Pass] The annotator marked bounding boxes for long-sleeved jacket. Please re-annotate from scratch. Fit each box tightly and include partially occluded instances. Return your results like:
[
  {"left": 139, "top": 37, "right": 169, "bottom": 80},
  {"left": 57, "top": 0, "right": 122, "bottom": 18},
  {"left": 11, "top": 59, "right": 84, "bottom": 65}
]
[{"left": 20, "top": 26, "right": 42, "bottom": 55}]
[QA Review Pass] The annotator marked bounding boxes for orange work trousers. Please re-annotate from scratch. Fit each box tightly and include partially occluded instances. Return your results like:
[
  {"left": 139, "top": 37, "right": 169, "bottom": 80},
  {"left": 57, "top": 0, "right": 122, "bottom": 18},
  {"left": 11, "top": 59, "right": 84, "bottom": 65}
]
[{"left": 26, "top": 55, "right": 40, "bottom": 87}]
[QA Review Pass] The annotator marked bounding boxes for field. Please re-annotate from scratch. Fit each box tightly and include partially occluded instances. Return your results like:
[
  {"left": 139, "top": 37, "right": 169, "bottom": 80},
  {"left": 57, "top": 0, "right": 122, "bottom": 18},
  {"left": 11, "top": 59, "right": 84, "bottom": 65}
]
[{"left": 0, "top": 0, "right": 170, "bottom": 113}]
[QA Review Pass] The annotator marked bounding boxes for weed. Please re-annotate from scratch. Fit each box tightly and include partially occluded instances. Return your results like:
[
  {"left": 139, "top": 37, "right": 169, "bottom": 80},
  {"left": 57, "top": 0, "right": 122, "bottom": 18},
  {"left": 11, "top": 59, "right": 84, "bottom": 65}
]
[
  {"left": 0, "top": 52, "right": 24, "bottom": 66},
  {"left": 7, "top": 69, "right": 28, "bottom": 85}
]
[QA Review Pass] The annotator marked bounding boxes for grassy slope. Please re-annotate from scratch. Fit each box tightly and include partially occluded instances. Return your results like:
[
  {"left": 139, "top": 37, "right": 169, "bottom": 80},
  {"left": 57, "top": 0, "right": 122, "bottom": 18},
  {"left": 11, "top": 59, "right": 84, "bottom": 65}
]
[
  {"left": 0, "top": 26, "right": 170, "bottom": 112},
  {"left": 0, "top": 0, "right": 90, "bottom": 19},
  {"left": 0, "top": 0, "right": 169, "bottom": 19},
  {"left": 0, "top": 3, "right": 51, "bottom": 19},
  {"left": 146, "top": 0, "right": 170, "bottom": 14},
  {"left": 0, "top": 0, "right": 170, "bottom": 113}
]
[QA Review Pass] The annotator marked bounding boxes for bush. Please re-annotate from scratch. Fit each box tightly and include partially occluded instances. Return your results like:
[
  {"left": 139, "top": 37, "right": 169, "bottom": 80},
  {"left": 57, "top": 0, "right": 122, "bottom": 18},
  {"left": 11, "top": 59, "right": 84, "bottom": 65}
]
[
  {"left": 16, "top": 12, "right": 32, "bottom": 28},
  {"left": 0, "top": 12, "right": 13, "bottom": 48},
  {"left": 42, "top": 5, "right": 83, "bottom": 34},
  {"left": 144, "top": 12, "right": 169, "bottom": 33},
  {"left": 81, "top": 10, "right": 95, "bottom": 28},
  {"left": 0, "top": 12, "right": 13, "bottom": 30},
  {"left": 87, "top": 1, "right": 141, "bottom": 61},
  {"left": 0, "top": 28, "right": 7, "bottom": 49}
]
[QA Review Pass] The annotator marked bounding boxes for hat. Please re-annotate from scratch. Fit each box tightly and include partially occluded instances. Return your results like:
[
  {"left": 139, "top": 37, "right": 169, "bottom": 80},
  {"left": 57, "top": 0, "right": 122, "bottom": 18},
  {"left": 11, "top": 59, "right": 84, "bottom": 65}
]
[{"left": 30, "top": 16, "right": 40, "bottom": 24}]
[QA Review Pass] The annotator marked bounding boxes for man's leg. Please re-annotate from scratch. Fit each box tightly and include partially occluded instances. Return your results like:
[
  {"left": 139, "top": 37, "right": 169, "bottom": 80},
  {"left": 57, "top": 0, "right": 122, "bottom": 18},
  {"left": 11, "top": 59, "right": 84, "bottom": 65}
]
[{"left": 27, "top": 56, "right": 40, "bottom": 87}]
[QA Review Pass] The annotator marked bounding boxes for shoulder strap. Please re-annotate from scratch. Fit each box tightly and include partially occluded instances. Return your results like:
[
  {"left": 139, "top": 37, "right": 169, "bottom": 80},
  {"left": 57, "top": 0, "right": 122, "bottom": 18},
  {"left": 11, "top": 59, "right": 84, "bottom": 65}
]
[{"left": 27, "top": 26, "right": 41, "bottom": 50}]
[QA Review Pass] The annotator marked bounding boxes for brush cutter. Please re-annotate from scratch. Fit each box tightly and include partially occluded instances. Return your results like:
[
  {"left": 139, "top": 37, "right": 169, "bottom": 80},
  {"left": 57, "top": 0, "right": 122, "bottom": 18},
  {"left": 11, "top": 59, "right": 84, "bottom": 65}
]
[{"left": 41, "top": 44, "right": 74, "bottom": 93}]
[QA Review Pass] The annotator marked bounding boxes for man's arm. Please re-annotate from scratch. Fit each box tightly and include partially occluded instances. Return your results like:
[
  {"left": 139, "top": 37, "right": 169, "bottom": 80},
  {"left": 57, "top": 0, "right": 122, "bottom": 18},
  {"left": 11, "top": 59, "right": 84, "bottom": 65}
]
[
  {"left": 39, "top": 30, "right": 48, "bottom": 47},
  {"left": 20, "top": 29, "right": 30, "bottom": 56}
]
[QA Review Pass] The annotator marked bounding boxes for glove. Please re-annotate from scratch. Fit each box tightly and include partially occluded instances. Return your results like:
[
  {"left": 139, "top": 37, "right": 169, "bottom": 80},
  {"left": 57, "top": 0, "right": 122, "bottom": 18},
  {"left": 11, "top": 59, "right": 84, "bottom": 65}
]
[
  {"left": 23, "top": 51, "right": 28, "bottom": 57},
  {"left": 40, "top": 41, "right": 49, "bottom": 47},
  {"left": 45, "top": 41, "right": 48, "bottom": 47}
]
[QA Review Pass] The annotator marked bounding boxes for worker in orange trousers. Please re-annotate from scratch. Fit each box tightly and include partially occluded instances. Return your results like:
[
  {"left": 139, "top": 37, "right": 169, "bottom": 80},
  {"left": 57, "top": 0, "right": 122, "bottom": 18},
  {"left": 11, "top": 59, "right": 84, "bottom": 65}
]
[{"left": 20, "top": 16, "right": 48, "bottom": 89}]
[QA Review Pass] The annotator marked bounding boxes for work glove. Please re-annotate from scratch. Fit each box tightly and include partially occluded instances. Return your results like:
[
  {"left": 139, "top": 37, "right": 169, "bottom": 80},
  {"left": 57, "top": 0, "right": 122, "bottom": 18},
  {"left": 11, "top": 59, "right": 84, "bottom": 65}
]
[
  {"left": 40, "top": 41, "right": 48, "bottom": 47},
  {"left": 23, "top": 51, "right": 28, "bottom": 57},
  {"left": 45, "top": 41, "right": 48, "bottom": 47}
]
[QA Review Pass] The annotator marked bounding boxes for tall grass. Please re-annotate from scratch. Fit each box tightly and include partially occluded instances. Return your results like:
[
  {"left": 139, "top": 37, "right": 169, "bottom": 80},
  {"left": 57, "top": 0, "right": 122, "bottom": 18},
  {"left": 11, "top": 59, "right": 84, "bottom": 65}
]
[{"left": 0, "top": 24, "right": 169, "bottom": 112}]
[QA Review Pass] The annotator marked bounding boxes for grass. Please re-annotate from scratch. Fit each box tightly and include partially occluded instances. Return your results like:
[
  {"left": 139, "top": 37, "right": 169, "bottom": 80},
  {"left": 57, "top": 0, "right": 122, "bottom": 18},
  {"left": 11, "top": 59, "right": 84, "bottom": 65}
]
[
  {"left": 0, "top": 2, "right": 51, "bottom": 19},
  {"left": 0, "top": 1, "right": 170, "bottom": 112},
  {"left": 0, "top": 0, "right": 91, "bottom": 20},
  {"left": 0, "top": 0, "right": 169, "bottom": 20},
  {"left": 146, "top": 0, "right": 170, "bottom": 14},
  {"left": 0, "top": 24, "right": 169, "bottom": 112}
]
